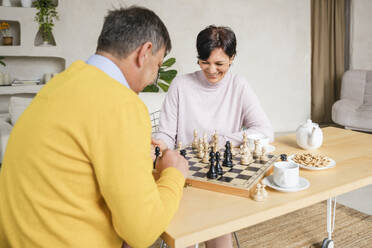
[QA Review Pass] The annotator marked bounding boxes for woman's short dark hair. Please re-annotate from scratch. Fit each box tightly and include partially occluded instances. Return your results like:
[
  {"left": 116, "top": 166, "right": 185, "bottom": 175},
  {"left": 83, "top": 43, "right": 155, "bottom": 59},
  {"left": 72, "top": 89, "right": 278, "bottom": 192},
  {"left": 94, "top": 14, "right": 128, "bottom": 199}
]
[
  {"left": 196, "top": 25, "right": 236, "bottom": 60},
  {"left": 97, "top": 6, "right": 171, "bottom": 59}
]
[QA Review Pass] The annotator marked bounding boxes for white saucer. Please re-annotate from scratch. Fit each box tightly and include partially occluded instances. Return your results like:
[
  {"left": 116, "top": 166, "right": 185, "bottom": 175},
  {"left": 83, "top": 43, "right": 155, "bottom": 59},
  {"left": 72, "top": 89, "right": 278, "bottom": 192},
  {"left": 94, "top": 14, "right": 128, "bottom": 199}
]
[
  {"left": 264, "top": 145, "right": 276, "bottom": 153},
  {"left": 262, "top": 175, "right": 310, "bottom": 192},
  {"left": 288, "top": 155, "right": 336, "bottom": 170}
]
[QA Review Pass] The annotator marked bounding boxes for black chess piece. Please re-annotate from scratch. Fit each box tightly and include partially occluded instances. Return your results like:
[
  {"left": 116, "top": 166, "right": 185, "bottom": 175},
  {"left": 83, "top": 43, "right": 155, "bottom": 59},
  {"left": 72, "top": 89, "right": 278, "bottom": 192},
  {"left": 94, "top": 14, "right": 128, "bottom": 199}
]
[
  {"left": 153, "top": 146, "right": 161, "bottom": 169},
  {"left": 207, "top": 150, "right": 217, "bottom": 179},
  {"left": 180, "top": 149, "right": 187, "bottom": 158},
  {"left": 280, "top": 154, "right": 287, "bottom": 161},
  {"left": 215, "top": 151, "right": 223, "bottom": 175},
  {"left": 209, "top": 149, "right": 215, "bottom": 162},
  {"left": 223, "top": 141, "right": 233, "bottom": 168}
]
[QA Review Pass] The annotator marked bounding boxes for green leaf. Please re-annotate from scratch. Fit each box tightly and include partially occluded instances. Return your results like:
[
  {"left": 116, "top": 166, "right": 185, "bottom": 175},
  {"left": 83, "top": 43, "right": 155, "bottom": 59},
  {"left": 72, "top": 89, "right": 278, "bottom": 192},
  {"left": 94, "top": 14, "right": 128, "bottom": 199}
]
[
  {"left": 161, "top": 58, "right": 176, "bottom": 68},
  {"left": 159, "top": 70, "right": 177, "bottom": 83},
  {"left": 143, "top": 84, "right": 159, "bottom": 92},
  {"left": 0, "top": 61, "right": 5, "bottom": 67},
  {"left": 158, "top": 82, "right": 170, "bottom": 92}
]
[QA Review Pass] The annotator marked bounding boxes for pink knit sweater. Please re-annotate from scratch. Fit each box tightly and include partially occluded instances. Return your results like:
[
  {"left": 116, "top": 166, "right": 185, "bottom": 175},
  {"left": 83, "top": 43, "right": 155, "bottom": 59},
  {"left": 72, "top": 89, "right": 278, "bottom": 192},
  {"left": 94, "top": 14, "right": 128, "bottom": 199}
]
[{"left": 155, "top": 70, "right": 274, "bottom": 149}]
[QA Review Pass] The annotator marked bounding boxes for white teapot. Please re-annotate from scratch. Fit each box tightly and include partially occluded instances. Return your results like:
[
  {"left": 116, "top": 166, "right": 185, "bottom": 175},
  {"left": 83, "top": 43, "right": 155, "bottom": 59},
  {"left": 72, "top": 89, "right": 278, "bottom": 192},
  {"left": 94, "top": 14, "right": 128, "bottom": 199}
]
[{"left": 296, "top": 119, "right": 323, "bottom": 150}]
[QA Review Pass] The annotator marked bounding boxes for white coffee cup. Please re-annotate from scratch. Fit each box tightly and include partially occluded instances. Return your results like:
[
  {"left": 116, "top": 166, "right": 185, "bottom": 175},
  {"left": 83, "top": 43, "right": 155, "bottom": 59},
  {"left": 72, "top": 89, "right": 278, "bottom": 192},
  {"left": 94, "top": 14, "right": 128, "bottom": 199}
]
[
  {"left": 273, "top": 161, "right": 299, "bottom": 188},
  {"left": 247, "top": 133, "right": 269, "bottom": 151}
]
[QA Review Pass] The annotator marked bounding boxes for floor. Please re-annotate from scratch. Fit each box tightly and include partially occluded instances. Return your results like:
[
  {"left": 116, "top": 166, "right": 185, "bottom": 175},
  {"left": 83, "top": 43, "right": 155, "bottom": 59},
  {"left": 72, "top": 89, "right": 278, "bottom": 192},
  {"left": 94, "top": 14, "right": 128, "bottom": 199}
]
[{"left": 275, "top": 129, "right": 372, "bottom": 216}]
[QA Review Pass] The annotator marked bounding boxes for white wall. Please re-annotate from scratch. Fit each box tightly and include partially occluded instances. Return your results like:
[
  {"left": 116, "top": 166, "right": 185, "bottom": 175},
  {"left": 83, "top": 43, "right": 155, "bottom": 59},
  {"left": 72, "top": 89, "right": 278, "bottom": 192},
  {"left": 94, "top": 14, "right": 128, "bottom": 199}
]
[
  {"left": 2, "top": 0, "right": 312, "bottom": 133},
  {"left": 350, "top": 0, "right": 372, "bottom": 70}
]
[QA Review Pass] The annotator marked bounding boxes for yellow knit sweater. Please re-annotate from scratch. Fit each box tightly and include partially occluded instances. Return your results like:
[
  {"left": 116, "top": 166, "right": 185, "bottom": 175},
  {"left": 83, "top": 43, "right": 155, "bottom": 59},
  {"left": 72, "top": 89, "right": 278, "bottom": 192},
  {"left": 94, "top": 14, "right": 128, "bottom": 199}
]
[{"left": 0, "top": 61, "right": 185, "bottom": 248}]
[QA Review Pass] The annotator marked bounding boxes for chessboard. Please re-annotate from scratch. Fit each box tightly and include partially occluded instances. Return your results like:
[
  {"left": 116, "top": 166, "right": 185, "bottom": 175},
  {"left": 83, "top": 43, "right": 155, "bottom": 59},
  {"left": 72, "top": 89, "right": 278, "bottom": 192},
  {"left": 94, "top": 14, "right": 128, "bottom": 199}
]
[{"left": 183, "top": 146, "right": 277, "bottom": 198}]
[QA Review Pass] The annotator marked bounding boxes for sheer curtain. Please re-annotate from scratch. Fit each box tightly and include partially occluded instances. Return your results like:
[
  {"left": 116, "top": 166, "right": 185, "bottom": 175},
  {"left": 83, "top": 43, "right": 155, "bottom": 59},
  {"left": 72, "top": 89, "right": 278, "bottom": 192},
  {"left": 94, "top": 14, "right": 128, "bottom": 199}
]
[{"left": 311, "top": 0, "right": 346, "bottom": 124}]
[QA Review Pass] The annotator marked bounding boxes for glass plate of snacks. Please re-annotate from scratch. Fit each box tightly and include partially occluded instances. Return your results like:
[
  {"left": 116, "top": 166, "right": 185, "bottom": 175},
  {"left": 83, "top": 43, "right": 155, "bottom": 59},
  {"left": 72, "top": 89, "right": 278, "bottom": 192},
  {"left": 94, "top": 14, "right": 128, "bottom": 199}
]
[{"left": 288, "top": 153, "right": 336, "bottom": 170}]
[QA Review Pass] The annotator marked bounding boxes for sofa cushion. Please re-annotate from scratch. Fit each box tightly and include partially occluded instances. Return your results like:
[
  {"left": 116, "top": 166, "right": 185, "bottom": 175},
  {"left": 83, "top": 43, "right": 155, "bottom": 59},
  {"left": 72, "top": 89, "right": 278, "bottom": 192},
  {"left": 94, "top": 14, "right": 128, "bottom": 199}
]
[
  {"left": 340, "top": 70, "right": 366, "bottom": 104},
  {"left": 9, "top": 96, "right": 34, "bottom": 126},
  {"left": 364, "top": 71, "right": 372, "bottom": 105}
]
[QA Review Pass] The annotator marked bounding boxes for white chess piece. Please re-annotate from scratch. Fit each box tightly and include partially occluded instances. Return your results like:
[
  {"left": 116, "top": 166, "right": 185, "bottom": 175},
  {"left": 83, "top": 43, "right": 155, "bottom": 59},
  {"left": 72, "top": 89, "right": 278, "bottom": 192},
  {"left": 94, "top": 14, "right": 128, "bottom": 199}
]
[
  {"left": 253, "top": 139, "right": 261, "bottom": 159},
  {"left": 203, "top": 133, "right": 208, "bottom": 144},
  {"left": 253, "top": 183, "right": 266, "bottom": 202},
  {"left": 197, "top": 139, "right": 204, "bottom": 158},
  {"left": 192, "top": 130, "right": 198, "bottom": 149},
  {"left": 202, "top": 142, "right": 210, "bottom": 163},
  {"left": 243, "top": 132, "right": 248, "bottom": 145},
  {"left": 177, "top": 142, "right": 182, "bottom": 151},
  {"left": 260, "top": 146, "right": 269, "bottom": 163},
  {"left": 240, "top": 144, "right": 253, "bottom": 165},
  {"left": 261, "top": 184, "right": 268, "bottom": 198},
  {"left": 213, "top": 132, "right": 219, "bottom": 152}
]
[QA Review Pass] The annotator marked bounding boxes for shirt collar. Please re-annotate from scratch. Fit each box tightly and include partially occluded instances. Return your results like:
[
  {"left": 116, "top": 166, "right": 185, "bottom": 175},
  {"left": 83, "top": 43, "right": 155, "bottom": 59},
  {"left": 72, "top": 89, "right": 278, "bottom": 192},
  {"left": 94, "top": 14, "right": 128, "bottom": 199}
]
[{"left": 86, "top": 54, "right": 130, "bottom": 89}]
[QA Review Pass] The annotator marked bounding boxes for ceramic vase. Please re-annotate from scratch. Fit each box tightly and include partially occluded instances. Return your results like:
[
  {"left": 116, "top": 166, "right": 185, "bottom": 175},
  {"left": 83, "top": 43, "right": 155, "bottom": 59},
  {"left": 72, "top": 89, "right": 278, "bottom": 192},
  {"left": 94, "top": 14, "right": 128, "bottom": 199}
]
[
  {"left": 21, "top": 0, "right": 34, "bottom": 7},
  {"left": 2, "top": 36, "right": 13, "bottom": 46}
]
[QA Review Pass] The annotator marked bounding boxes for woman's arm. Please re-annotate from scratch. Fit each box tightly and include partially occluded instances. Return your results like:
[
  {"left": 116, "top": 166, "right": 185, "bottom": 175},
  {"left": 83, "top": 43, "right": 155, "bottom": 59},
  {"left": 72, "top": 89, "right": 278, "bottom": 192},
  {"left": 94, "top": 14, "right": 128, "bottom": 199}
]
[
  {"left": 153, "top": 77, "right": 181, "bottom": 150},
  {"left": 220, "top": 81, "right": 274, "bottom": 147}
]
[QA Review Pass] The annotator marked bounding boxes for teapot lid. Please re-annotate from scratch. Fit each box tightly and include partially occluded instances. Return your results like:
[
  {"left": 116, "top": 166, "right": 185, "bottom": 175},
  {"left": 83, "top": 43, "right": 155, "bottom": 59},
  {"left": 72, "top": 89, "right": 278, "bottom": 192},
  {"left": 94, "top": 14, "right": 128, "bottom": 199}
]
[
  {"left": 300, "top": 119, "right": 319, "bottom": 128},
  {"left": 302, "top": 119, "right": 313, "bottom": 128}
]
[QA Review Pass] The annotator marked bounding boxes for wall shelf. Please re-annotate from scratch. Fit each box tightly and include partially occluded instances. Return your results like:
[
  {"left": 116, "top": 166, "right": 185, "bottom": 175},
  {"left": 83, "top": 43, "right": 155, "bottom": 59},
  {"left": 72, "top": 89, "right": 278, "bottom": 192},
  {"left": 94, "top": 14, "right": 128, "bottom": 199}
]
[
  {"left": 0, "top": 84, "right": 43, "bottom": 95},
  {"left": 0, "top": 20, "right": 20, "bottom": 46},
  {"left": 0, "top": 56, "right": 65, "bottom": 84}
]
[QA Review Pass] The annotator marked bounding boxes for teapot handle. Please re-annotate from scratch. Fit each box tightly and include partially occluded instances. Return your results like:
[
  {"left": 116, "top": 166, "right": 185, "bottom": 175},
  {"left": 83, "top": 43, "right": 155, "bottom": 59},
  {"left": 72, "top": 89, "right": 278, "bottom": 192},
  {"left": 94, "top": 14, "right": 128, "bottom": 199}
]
[{"left": 309, "top": 126, "right": 319, "bottom": 147}]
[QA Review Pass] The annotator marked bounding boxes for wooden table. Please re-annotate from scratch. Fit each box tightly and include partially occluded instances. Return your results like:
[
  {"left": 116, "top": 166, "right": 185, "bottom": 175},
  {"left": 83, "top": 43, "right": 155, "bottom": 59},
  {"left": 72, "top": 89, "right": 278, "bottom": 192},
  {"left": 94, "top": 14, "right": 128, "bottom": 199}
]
[{"left": 161, "top": 127, "right": 372, "bottom": 248}]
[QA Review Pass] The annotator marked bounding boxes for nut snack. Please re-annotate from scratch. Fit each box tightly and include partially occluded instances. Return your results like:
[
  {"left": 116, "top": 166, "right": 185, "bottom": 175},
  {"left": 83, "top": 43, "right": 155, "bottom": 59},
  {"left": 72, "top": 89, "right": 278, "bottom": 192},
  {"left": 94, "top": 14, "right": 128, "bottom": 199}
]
[{"left": 292, "top": 153, "right": 331, "bottom": 168}]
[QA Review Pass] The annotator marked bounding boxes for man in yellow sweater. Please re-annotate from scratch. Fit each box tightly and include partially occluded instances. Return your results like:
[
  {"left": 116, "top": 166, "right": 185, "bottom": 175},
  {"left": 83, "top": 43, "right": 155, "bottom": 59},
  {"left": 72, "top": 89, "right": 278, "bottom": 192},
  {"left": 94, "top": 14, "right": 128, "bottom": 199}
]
[{"left": 0, "top": 7, "right": 188, "bottom": 248}]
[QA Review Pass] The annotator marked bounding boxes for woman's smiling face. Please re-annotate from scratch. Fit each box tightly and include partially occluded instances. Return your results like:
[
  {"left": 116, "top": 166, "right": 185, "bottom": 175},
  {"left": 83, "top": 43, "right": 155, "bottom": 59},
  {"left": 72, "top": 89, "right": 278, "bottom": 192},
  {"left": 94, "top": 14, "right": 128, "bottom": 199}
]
[{"left": 198, "top": 48, "right": 233, "bottom": 84}]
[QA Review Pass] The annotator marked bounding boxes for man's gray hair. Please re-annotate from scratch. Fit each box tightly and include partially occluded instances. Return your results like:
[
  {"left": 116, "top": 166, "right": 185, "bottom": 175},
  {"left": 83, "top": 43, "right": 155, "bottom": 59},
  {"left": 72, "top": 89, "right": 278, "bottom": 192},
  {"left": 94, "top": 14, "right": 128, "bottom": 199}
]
[{"left": 97, "top": 6, "right": 171, "bottom": 58}]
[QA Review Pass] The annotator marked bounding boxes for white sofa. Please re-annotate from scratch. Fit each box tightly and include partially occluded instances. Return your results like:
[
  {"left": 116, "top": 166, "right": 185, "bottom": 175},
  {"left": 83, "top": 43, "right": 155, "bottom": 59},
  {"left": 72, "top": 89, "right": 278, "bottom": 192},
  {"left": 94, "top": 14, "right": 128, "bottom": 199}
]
[
  {"left": 0, "top": 93, "right": 166, "bottom": 164},
  {"left": 332, "top": 70, "right": 372, "bottom": 132}
]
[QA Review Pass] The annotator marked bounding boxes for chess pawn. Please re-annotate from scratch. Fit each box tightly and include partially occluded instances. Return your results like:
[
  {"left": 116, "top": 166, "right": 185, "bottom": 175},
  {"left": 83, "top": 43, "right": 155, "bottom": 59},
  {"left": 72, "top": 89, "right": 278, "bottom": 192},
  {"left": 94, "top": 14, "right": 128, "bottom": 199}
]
[
  {"left": 215, "top": 151, "right": 223, "bottom": 175},
  {"left": 252, "top": 183, "right": 266, "bottom": 202},
  {"left": 253, "top": 139, "right": 261, "bottom": 159},
  {"left": 223, "top": 141, "right": 233, "bottom": 168},
  {"left": 192, "top": 130, "right": 198, "bottom": 149},
  {"left": 259, "top": 146, "right": 269, "bottom": 163},
  {"left": 202, "top": 142, "right": 210, "bottom": 163},
  {"left": 261, "top": 184, "right": 268, "bottom": 198}
]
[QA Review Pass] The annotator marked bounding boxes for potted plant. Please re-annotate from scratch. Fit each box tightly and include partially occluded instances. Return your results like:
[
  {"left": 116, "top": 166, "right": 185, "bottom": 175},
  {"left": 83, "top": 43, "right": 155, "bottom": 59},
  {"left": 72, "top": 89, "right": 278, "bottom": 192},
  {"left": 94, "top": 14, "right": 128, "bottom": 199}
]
[
  {"left": 0, "top": 22, "right": 13, "bottom": 46},
  {"left": 0, "top": 56, "right": 5, "bottom": 67},
  {"left": 143, "top": 57, "right": 178, "bottom": 92},
  {"left": 33, "top": 0, "right": 59, "bottom": 46}
]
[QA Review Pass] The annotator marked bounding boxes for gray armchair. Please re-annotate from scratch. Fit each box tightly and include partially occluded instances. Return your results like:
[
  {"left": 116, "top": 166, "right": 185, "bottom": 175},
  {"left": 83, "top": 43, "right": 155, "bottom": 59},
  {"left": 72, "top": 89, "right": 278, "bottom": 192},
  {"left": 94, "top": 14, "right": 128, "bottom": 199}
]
[{"left": 332, "top": 70, "right": 372, "bottom": 132}]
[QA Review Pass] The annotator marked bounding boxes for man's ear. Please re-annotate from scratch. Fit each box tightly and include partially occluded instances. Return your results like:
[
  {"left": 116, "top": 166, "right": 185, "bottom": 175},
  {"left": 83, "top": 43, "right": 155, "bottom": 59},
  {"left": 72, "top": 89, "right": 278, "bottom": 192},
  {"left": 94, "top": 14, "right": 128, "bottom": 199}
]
[{"left": 136, "top": 41, "right": 153, "bottom": 68}]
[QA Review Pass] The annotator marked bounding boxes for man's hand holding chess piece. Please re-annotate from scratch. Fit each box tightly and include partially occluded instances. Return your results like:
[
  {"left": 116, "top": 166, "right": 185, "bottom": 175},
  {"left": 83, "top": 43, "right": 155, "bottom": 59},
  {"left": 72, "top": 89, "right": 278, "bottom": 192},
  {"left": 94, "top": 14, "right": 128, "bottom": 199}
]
[{"left": 151, "top": 138, "right": 189, "bottom": 179}]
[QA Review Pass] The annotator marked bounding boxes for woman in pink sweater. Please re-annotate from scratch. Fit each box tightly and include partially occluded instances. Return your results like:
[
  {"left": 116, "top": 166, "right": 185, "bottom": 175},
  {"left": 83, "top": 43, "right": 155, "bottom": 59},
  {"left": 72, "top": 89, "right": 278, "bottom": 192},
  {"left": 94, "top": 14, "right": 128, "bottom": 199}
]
[{"left": 154, "top": 25, "right": 273, "bottom": 248}]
